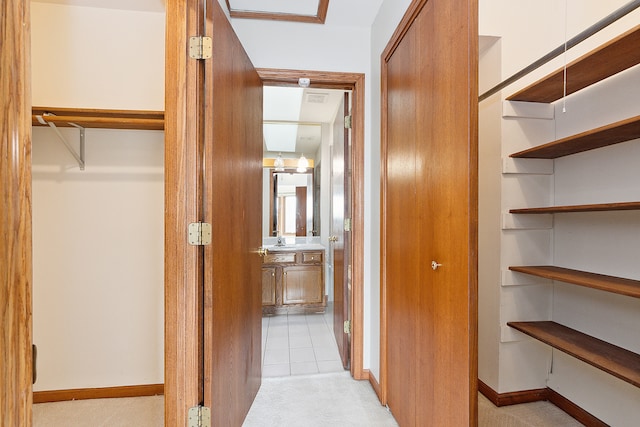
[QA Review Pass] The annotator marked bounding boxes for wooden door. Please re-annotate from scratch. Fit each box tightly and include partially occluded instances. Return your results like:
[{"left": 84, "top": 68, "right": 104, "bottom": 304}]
[
  {"left": 202, "top": 1, "right": 263, "bottom": 426},
  {"left": 295, "top": 186, "right": 307, "bottom": 236},
  {"left": 332, "top": 93, "right": 351, "bottom": 369},
  {"left": 381, "top": 0, "right": 478, "bottom": 425},
  {"left": 1, "top": 0, "right": 33, "bottom": 424}
]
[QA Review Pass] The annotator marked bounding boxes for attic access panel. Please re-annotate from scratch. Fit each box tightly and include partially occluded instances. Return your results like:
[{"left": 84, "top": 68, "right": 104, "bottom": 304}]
[{"left": 226, "top": 0, "right": 329, "bottom": 24}]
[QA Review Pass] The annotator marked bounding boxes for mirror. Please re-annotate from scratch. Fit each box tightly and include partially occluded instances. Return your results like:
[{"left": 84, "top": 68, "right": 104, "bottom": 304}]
[{"left": 265, "top": 170, "right": 317, "bottom": 237}]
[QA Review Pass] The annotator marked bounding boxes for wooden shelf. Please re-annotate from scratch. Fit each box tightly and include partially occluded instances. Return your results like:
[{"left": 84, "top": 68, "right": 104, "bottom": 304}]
[
  {"left": 507, "top": 25, "right": 640, "bottom": 103},
  {"left": 32, "top": 107, "right": 164, "bottom": 130},
  {"left": 508, "top": 321, "right": 640, "bottom": 388},
  {"left": 509, "top": 201, "right": 640, "bottom": 214},
  {"left": 509, "top": 266, "right": 640, "bottom": 299},
  {"left": 510, "top": 115, "right": 640, "bottom": 159}
]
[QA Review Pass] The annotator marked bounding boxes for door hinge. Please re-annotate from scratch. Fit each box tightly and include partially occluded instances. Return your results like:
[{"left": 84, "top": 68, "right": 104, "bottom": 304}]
[
  {"left": 188, "top": 222, "right": 212, "bottom": 246},
  {"left": 344, "top": 115, "right": 352, "bottom": 129},
  {"left": 344, "top": 218, "right": 351, "bottom": 232},
  {"left": 188, "top": 406, "right": 211, "bottom": 427},
  {"left": 189, "top": 36, "right": 212, "bottom": 60},
  {"left": 344, "top": 320, "right": 351, "bottom": 334}
]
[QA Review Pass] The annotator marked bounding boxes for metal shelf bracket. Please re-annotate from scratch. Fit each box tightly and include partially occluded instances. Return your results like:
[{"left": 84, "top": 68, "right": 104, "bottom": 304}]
[{"left": 37, "top": 114, "right": 86, "bottom": 170}]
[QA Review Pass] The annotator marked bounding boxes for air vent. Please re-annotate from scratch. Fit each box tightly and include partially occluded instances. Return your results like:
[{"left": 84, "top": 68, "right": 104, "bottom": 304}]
[{"left": 306, "top": 92, "right": 329, "bottom": 104}]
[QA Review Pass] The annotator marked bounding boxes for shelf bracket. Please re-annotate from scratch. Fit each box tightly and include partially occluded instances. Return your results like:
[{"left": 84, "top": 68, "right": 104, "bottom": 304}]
[{"left": 37, "top": 114, "right": 86, "bottom": 170}]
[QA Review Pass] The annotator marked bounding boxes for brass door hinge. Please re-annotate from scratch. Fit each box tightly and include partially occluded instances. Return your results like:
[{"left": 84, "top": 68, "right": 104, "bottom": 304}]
[
  {"left": 344, "top": 320, "right": 351, "bottom": 334},
  {"left": 189, "top": 36, "right": 212, "bottom": 60},
  {"left": 188, "top": 406, "right": 211, "bottom": 427},
  {"left": 188, "top": 222, "right": 212, "bottom": 246}
]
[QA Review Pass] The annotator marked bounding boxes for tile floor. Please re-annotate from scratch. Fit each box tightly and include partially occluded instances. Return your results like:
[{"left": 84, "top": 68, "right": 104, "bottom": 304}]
[{"left": 261, "top": 304, "right": 345, "bottom": 377}]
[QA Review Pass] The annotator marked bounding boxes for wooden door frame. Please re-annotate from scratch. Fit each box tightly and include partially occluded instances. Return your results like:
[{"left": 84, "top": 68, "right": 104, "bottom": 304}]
[
  {"left": 257, "top": 68, "right": 366, "bottom": 380},
  {"left": 164, "top": 0, "right": 205, "bottom": 425},
  {"left": 1, "top": 0, "right": 33, "bottom": 424}
]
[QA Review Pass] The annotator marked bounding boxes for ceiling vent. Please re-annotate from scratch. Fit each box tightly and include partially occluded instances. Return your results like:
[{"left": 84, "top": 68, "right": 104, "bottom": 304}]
[{"left": 306, "top": 92, "right": 329, "bottom": 104}]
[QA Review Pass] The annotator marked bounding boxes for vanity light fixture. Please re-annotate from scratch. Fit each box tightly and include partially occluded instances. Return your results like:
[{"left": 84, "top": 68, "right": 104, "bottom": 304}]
[
  {"left": 274, "top": 152, "right": 285, "bottom": 171},
  {"left": 297, "top": 154, "right": 309, "bottom": 173}
]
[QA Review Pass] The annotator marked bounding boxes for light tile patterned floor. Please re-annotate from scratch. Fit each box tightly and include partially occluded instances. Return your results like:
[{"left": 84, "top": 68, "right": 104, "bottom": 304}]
[{"left": 261, "top": 305, "right": 345, "bottom": 377}]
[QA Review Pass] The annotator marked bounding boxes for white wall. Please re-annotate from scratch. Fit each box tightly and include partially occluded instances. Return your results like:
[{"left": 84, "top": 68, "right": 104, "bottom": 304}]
[
  {"left": 479, "top": 1, "right": 640, "bottom": 423},
  {"left": 367, "top": 0, "right": 414, "bottom": 382},
  {"left": 31, "top": 2, "right": 165, "bottom": 390}
]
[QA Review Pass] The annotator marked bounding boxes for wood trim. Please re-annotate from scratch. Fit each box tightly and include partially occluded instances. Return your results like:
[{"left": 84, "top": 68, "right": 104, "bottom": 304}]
[
  {"left": 478, "top": 381, "right": 607, "bottom": 426},
  {"left": 33, "top": 384, "right": 164, "bottom": 404},
  {"left": 477, "top": 380, "right": 548, "bottom": 407},
  {"left": 547, "top": 387, "right": 608, "bottom": 427},
  {"left": 225, "top": 0, "right": 329, "bottom": 24},
  {"left": 164, "top": 0, "right": 204, "bottom": 425},
  {"left": 366, "top": 370, "right": 384, "bottom": 403},
  {"left": 256, "top": 68, "right": 365, "bottom": 380},
  {"left": 1, "top": 0, "right": 33, "bottom": 424}
]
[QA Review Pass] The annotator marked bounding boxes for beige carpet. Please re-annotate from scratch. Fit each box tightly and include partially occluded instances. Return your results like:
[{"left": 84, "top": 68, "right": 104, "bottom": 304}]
[{"left": 34, "top": 373, "right": 584, "bottom": 426}]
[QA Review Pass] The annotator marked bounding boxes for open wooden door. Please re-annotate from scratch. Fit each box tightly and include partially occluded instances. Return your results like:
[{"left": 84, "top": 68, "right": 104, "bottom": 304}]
[
  {"left": 381, "top": 0, "right": 478, "bottom": 425},
  {"left": 165, "top": 1, "right": 262, "bottom": 425},
  {"left": 202, "top": 1, "right": 263, "bottom": 426},
  {"left": 331, "top": 93, "right": 351, "bottom": 369}
]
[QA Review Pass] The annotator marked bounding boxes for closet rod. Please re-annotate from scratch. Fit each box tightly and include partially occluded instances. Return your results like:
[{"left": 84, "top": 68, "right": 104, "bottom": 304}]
[{"left": 478, "top": 0, "right": 640, "bottom": 102}]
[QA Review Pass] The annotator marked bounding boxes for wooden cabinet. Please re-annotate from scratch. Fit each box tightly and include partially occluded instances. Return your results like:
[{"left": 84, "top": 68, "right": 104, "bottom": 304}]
[
  {"left": 262, "top": 249, "right": 325, "bottom": 314},
  {"left": 506, "top": 25, "right": 640, "bottom": 391}
]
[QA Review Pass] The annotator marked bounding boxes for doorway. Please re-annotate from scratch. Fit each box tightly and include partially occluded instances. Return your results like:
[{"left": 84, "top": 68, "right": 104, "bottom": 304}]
[
  {"left": 258, "top": 69, "right": 366, "bottom": 380},
  {"left": 261, "top": 84, "right": 350, "bottom": 375}
]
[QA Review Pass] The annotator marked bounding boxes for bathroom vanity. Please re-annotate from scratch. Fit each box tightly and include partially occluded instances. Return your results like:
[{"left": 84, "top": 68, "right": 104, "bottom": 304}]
[{"left": 261, "top": 245, "right": 326, "bottom": 315}]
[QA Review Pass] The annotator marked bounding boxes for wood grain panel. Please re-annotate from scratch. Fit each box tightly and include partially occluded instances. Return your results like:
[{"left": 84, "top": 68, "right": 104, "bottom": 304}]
[
  {"left": 164, "top": 0, "right": 204, "bottom": 425},
  {"left": 1, "top": 0, "right": 33, "bottom": 425},
  {"left": 381, "top": 0, "right": 478, "bottom": 424}
]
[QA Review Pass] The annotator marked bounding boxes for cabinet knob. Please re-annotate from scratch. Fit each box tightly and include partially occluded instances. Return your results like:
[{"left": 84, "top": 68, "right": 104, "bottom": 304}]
[
  {"left": 431, "top": 261, "right": 442, "bottom": 271},
  {"left": 329, "top": 235, "right": 338, "bottom": 242}
]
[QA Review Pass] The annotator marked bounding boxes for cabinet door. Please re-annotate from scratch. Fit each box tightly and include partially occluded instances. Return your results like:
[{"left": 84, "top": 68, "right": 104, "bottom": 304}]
[
  {"left": 282, "top": 265, "right": 323, "bottom": 304},
  {"left": 261, "top": 267, "right": 276, "bottom": 306}
]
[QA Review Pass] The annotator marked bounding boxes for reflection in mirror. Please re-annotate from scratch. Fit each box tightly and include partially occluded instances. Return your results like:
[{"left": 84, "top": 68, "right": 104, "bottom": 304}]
[{"left": 268, "top": 171, "right": 314, "bottom": 237}]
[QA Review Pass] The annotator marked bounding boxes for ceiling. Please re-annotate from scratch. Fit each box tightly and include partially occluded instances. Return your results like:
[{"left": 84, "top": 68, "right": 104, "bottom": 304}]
[{"left": 263, "top": 86, "right": 346, "bottom": 159}]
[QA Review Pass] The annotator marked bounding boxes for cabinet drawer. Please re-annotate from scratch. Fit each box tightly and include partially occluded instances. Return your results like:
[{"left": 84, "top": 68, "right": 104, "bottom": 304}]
[
  {"left": 302, "top": 251, "right": 323, "bottom": 264},
  {"left": 264, "top": 252, "right": 296, "bottom": 264}
]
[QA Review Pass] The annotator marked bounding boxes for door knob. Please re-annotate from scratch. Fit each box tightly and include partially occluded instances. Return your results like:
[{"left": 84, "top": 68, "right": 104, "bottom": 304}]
[
  {"left": 431, "top": 261, "right": 442, "bottom": 270},
  {"left": 257, "top": 247, "right": 268, "bottom": 257},
  {"left": 328, "top": 236, "right": 338, "bottom": 242}
]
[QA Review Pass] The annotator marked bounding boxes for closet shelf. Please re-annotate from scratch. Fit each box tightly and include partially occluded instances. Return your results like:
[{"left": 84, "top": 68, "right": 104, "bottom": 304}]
[
  {"left": 509, "top": 266, "right": 640, "bottom": 299},
  {"left": 507, "top": 24, "right": 640, "bottom": 103},
  {"left": 507, "top": 321, "right": 640, "bottom": 388},
  {"left": 32, "top": 107, "right": 164, "bottom": 130},
  {"left": 509, "top": 201, "right": 640, "bottom": 214},
  {"left": 510, "top": 115, "right": 640, "bottom": 159}
]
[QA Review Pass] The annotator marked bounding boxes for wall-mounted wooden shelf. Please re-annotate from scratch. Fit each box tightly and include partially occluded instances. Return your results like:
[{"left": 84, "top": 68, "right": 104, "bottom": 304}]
[
  {"left": 507, "top": 25, "right": 640, "bottom": 103},
  {"left": 509, "top": 201, "right": 640, "bottom": 214},
  {"left": 508, "top": 321, "right": 640, "bottom": 388},
  {"left": 509, "top": 266, "right": 640, "bottom": 299},
  {"left": 32, "top": 107, "right": 164, "bottom": 130},
  {"left": 511, "top": 115, "right": 640, "bottom": 159}
]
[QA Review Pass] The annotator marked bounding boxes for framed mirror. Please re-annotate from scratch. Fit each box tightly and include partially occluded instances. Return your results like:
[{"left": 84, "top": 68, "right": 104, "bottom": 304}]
[{"left": 266, "top": 170, "right": 315, "bottom": 237}]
